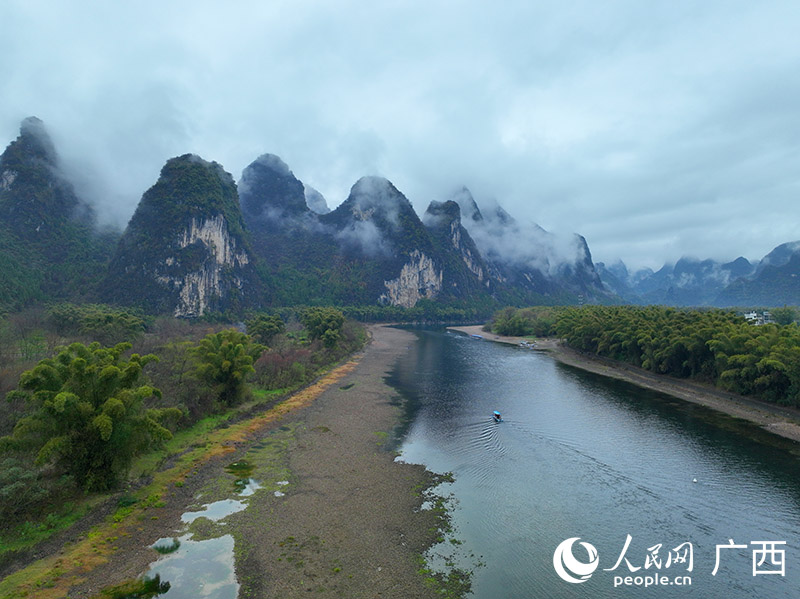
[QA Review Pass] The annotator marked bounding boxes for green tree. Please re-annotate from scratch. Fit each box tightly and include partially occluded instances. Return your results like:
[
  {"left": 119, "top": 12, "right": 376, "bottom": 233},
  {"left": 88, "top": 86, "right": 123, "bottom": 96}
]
[
  {"left": 47, "top": 303, "right": 147, "bottom": 345},
  {"left": 245, "top": 313, "right": 285, "bottom": 345},
  {"left": 0, "top": 342, "right": 177, "bottom": 491},
  {"left": 0, "top": 457, "right": 48, "bottom": 520},
  {"left": 550, "top": 305, "right": 800, "bottom": 406},
  {"left": 771, "top": 306, "right": 799, "bottom": 326},
  {"left": 191, "top": 330, "right": 265, "bottom": 407},
  {"left": 301, "top": 307, "right": 346, "bottom": 348}
]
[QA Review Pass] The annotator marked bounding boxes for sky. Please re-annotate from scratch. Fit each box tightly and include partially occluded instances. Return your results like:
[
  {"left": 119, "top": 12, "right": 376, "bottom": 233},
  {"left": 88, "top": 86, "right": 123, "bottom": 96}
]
[{"left": 2, "top": 0, "right": 799, "bottom": 271}]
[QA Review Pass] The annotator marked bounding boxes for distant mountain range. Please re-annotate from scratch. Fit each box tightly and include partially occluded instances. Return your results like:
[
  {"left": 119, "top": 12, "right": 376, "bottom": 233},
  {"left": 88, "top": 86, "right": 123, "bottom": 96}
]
[
  {"left": 0, "top": 118, "right": 614, "bottom": 316},
  {"left": 2, "top": 117, "right": 799, "bottom": 316},
  {"left": 596, "top": 241, "right": 800, "bottom": 307}
]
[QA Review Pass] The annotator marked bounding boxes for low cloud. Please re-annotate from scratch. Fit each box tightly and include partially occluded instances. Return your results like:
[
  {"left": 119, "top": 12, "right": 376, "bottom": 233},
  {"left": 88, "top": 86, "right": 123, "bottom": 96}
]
[
  {"left": 453, "top": 191, "right": 590, "bottom": 278},
  {"left": 334, "top": 219, "right": 392, "bottom": 257},
  {"left": 3, "top": 1, "right": 799, "bottom": 269}
]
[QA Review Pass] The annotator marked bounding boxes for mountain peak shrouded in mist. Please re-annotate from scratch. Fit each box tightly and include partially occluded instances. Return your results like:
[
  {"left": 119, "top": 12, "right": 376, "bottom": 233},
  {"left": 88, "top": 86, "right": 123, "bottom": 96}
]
[
  {"left": 17, "top": 116, "right": 58, "bottom": 164},
  {"left": 724, "top": 256, "right": 755, "bottom": 278},
  {"left": 756, "top": 241, "right": 800, "bottom": 274},
  {"left": 606, "top": 259, "right": 630, "bottom": 281},
  {"left": 450, "top": 186, "right": 483, "bottom": 223},
  {"left": 0, "top": 117, "right": 89, "bottom": 237},
  {"left": 597, "top": 253, "right": 761, "bottom": 306},
  {"left": 304, "top": 184, "right": 330, "bottom": 214},
  {"left": 445, "top": 186, "right": 609, "bottom": 301},
  {"left": 715, "top": 241, "right": 800, "bottom": 306},
  {"left": 0, "top": 117, "right": 117, "bottom": 310},
  {"left": 104, "top": 154, "right": 256, "bottom": 317},
  {"left": 239, "top": 153, "right": 309, "bottom": 220},
  {"left": 325, "top": 176, "right": 433, "bottom": 259},
  {"left": 423, "top": 199, "right": 494, "bottom": 292},
  {"left": 423, "top": 199, "right": 461, "bottom": 226},
  {"left": 342, "top": 176, "right": 407, "bottom": 223}
]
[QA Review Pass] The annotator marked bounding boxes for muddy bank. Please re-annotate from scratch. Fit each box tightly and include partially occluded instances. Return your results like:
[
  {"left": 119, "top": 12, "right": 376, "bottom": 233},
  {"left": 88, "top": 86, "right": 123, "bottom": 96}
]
[{"left": 449, "top": 325, "right": 800, "bottom": 444}]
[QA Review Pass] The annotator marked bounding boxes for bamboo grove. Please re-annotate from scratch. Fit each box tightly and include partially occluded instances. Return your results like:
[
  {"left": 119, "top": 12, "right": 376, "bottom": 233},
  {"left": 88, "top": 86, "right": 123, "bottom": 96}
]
[{"left": 490, "top": 305, "right": 800, "bottom": 407}]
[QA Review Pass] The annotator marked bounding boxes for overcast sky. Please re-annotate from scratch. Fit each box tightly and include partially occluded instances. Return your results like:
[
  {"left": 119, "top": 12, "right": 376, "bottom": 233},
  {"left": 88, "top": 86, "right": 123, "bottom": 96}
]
[{"left": 2, "top": 0, "right": 799, "bottom": 270}]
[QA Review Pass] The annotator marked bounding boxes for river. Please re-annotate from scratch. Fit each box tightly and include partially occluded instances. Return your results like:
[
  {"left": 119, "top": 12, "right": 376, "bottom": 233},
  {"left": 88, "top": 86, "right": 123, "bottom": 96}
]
[{"left": 392, "top": 328, "right": 800, "bottom": 598}]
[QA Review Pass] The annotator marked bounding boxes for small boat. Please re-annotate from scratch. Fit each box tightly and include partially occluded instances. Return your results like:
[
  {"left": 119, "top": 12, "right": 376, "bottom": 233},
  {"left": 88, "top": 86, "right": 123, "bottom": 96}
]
[
  {"left": 492, "top": 410, "right": 502, "bottom": 423},
  {"left": 470, "top": 334, "right": 484, "bottom": 340}
]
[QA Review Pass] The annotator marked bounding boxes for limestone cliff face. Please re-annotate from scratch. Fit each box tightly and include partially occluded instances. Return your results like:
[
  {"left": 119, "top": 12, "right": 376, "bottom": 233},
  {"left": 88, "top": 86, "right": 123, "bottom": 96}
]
[
  {"left": 445, "top": 215, "right": 487, "bottom": 283},
  {"left": 379, "top": 250, "right": 443, "bottom": 307},
  {"left": 104, "top": 154, "right": 258, "bottom": 315},
  {"left": 157, "top": 215, "right": 251, "bottom": 317},
  {"left": 423, "top": 199, "right": 494, "bottom": 296},
  {"left": 1, "top": 169, "right": 16, "bottom": 191}
]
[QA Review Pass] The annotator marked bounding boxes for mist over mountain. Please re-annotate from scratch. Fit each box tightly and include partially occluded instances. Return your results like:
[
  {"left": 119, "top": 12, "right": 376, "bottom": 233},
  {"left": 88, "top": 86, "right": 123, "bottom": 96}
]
[
  {"left": 238, "top": 154, "right": 608, "bottom": 310},
  {"left": 240, "top": 154, "right": 309, "bottom": 220},
  {"left": 0, "top": 119, "right": 626, "bottom": 316},
  {"left": 597, "top": 257, "right": 753, "bottom": 306},
  {"left": 4, "top": 119, "right": 799, "bottom": 317},
  {"left": 304, "top": 185, "right": 330, "bottom": 215},
  {"left": 240, "top": 162, "right": 453, "bottom": 307},
  {"left": 450, "top": 187, "right": 609, "bottom": 302},
  {"left": 716, "top": 242, "right": 800, "bottom": 307},
  {"left": 596, "top": 247, "right": 800, "bottom": 307},
  {"left": 0, "top": 117, "right": 118, "bottom": 310},
  {"left": 423, "top": 199, "right": 494, "bottom": 296},
  {"left": 754, "top": 241, "right": 800, "bottom": 275},
  {"left": 1, "top": 117, "right": 94, "bottom": 241}
]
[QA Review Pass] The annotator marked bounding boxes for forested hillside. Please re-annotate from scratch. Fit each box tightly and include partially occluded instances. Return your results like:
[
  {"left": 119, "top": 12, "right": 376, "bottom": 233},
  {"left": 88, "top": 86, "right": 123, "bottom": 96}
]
[{"left": 0, "top": 118, "right": 118, "bottom": 312}]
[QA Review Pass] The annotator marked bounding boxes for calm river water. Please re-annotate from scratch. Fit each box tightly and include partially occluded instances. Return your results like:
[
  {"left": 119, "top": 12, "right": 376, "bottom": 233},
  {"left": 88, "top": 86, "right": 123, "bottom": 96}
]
[{"left": 393, "top": 328, "right": 800, "bottom": 598}]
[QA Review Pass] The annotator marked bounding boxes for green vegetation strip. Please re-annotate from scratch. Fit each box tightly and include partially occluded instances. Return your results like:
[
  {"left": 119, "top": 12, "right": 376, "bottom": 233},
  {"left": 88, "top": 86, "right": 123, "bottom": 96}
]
[{"left": 491, "top": 305, "right": 800, "bottom": 408}]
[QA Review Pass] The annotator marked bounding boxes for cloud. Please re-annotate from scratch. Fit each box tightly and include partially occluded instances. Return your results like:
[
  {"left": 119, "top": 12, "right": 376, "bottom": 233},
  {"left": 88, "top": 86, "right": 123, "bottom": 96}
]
[
  {"left": 334, "top": 219, "right": 391, "bottom": 257},
  {"left": 452, "top": 191, "right": 590, "bottom": 278},
  {"left": 2, "top": 0, "right": 800, "bottom": 269}
]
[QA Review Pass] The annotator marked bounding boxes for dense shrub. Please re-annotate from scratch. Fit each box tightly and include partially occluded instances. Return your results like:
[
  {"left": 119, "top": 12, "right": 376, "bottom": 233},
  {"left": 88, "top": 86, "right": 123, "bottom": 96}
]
[
  {"left": 0, "top": 342, "right": 179, "bottom": 491},
  {"left": 191, "top": 330, "right": 265, "bottom": 407},
  {"left": 245, "top": 313, "right": 285, "bottom": 345},
  {"left": 47, "top": 303, "right": 148, "bottom": 345},
  {"left": 301, "top": 307, "right": 345, "bottom": 348}
]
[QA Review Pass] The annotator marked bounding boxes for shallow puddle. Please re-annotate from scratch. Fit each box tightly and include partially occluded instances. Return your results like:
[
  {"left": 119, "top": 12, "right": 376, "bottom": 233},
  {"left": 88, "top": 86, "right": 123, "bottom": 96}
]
[
  {"left": 114, "top": 426, "right": 299, "bottom": 598},
  {"left": 236, "top": 478, "right": 262, "bottom": 496},
  {"left": 145, "top": 534, "right": 238, "bottom": 599},
  {"left": 180, "top": 499, "right": 247, "bottom": 524},
  {"left": 152, "top": 537, "right": 181, "bottom": 554}
]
